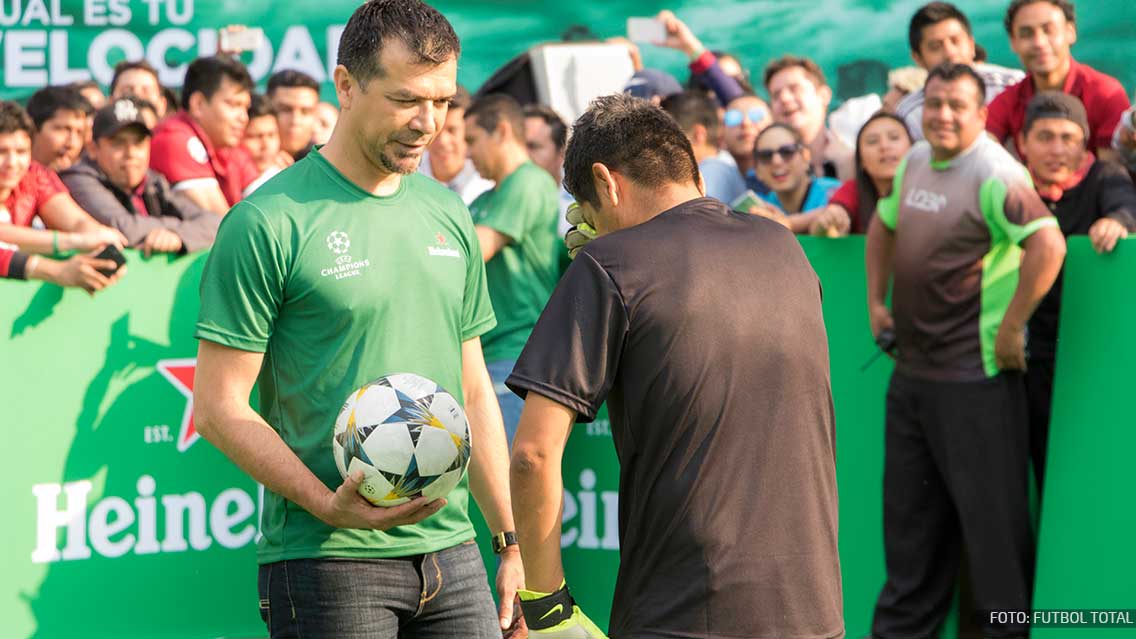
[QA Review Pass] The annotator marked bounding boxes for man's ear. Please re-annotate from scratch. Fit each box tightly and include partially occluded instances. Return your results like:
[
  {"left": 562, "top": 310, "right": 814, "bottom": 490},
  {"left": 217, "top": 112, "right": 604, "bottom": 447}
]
[
  {"left": 592, "top": 162, "right": 619, "bottom": 209},
  {"left": 691, "top": 123, "right": 708, "bottom": 147},
  {"left": 817, "top": 84, "right": 833, "bottom": 111},
  {"left": 332, "top": 65, "right": 356, "bottom": 112},
  {"left": 494, "top": 119, "right": 512, "bottom": 145}
]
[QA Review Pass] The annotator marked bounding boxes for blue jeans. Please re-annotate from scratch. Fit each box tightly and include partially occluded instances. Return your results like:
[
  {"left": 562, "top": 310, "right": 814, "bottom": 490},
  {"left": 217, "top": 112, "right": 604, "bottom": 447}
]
[
  {"left": 486, "top": 358, "right": 523, "bottom": 448},
  {"left": 257, "top": 541, "right": 499, "bottom": 638}
]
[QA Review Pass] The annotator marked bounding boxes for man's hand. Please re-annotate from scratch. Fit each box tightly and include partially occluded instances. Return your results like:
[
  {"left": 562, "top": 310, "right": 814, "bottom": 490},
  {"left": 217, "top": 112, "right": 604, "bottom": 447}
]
[
  {"left": 519, "top": 582, "right": 608, "bottom": 638},
  {"left": 70, "top": 226, "right": 127, "bottom": 251},
  {"left": 654, "top": 10, "right": 704, "bottom": 58},
  {"left": 869, "top": 302, "right": 894, "bottom": 342},
  {"left": 142, "top": 228, "right": 184, "bottom": 256},
  {"left": 809, "top": 205, "right": 851, "bottom": 237},
  {"left": 315, "top": 471, "right": 446, "bottom": 531},
  {"left": 271, "top": 150, "right": 295, "bottom": 171},
  {"left": 605, "top": 36, "right": 643, "bottom": 71},
  {"left": 565, "top": 203, "right": 597, "bottom": 259},
  {"left": 1089, "top": 217, "right": 1128, "bottom": 254},
  {"left": 747, "top": 203, "right": 791, "bottom": 229},
  {"left": 49, "top": 252, "right": 125, "bottom": 294},
  {"left": 995, "top": 321, "right": 1027, "bottom": 371},
  {"left": 498, "top": 547, "right": 528, "bottom": 637}
]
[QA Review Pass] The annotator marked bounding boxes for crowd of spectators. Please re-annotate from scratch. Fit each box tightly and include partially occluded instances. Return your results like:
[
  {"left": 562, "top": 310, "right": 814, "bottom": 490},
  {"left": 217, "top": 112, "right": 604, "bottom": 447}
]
[{"left": 0, "top": 0, "right": 1133, "bottom": 635}]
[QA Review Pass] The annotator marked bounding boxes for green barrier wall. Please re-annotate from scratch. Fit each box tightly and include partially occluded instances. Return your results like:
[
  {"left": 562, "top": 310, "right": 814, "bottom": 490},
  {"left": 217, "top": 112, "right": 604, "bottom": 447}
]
[
  {"left": 1, "top": 1, "right": 1133, "bottom": 104},
  {"left": 0, "top": 237, "right": 1131, "bottom": 638}
]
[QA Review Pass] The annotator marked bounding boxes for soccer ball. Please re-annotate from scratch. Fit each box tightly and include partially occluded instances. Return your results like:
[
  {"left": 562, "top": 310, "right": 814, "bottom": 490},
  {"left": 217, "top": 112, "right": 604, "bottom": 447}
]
[{"left": 332, "top": 373, "right": 472, "bottom": 506}]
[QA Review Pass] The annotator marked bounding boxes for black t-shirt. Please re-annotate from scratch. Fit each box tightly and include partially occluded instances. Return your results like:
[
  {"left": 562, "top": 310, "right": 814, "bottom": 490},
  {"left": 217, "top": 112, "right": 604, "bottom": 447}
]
[
  {"left": 507, "top": 198, "right": 843, "bottom": 639},
  {"left": 1029, "top": 160, "right": 1136, "bottom": 359}
]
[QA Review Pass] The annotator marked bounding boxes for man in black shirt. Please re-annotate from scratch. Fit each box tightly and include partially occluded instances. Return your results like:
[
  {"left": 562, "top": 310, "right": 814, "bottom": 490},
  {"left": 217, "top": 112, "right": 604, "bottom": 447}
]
[
  {"left": 1020, "top": 91, "right": 1136, "bottom": 488},
  {"left": 507, "top": 93, "right": 843, "bottom": 639}
]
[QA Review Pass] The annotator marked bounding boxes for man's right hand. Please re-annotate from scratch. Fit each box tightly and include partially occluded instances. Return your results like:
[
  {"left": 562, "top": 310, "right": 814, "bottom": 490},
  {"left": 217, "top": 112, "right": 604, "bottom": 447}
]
[
  {"left": 316, "top": 470, "right": 447, "bottom": 531},
  {"left": 565, "top": 203, "right": 597, "bottom": 259},
  {"left": 71, "top": 226, "right": 128, "bottom": 251},
  {"left": 869, "top": 302, "right": 894, "bottom": 341},
  {"left": 654, "top": 10, "right": 705, "bottom": 58},
  {"left": 43, "top": 253, "right": 125, "bottom": 294}
]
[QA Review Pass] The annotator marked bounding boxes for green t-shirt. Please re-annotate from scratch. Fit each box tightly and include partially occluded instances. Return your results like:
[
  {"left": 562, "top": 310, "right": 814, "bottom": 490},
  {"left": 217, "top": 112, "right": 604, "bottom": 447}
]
[
  {"left": 195, "top": 151, "right": 496, "bottom": 563},
  {"left": 469, "top": 161, "right": 560, "bottom": 362}
]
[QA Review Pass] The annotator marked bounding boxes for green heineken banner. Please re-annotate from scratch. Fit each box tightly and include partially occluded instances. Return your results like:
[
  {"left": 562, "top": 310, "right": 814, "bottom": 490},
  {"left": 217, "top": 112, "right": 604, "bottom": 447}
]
[
  {"left": 1, "top": 1, "right": 1133, "bottom": 104},
  {"left": 1, "top": 237, "right": 1133, "bottom": 638}
]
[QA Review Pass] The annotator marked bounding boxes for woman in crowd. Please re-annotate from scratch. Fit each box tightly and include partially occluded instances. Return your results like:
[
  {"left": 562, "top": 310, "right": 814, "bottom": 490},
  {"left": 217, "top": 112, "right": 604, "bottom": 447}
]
[
  {"left": 752, "top": 123, "right": 840, "bottom": 233},
  {"left": 811, "top": 112, "right": 913, "bottom": 235}
]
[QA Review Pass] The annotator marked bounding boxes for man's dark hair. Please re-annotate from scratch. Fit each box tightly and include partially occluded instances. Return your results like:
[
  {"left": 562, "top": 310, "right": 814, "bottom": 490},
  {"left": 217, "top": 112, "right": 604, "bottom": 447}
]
[
  {"left": 660, "top": 91, "right": 720, "bottom": 141},
  {"left": 523, "top": 104, "right": 567, "bottom": 152},
  {"left": 908, "top": 2, "right": 973, "bottom": 53},
  {"left": 925, "top": 62, "right": 987, "bottom": 104},
  {"left": 180, "top": 55, "right": 254, "bottom": 111},
  {"left": 336, "top": 0, "right": 460, "bottom": 88},
  {"left": 563, "top": 93, "right": 700, "bottom": 210},
  {"left": 1005, "top": 0, "right": 1075, "bottom": 34},
  {"left": 465, "top": 93, "right": 526, "bottom": 144},
  {"left": 111, "top": 59, "right": 161, "bottom": 94},
  {"left": 763, "top": 56, "right": 828, "bottom": 90},
  {"left": 267, "top": 69, "right": 320, "bottom": 96},
  {"left": 0, "top": 101, "right": 35, "bottom": 137},
  {"left": 248, "top": 93, "right": 278, "bottom": 120},
  {"left": 25, "top": 86, "right": 93, "bottom": 129},
  {"left": 1023, "top": 90, "right": 1089, "bottom": 141}
]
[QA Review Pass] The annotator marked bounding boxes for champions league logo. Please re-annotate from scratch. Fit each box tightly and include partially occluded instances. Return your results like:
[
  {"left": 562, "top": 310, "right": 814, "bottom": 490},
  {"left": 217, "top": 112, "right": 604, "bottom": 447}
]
[{"left": 326, "top": 231, "right": 350, "bottom": 255}]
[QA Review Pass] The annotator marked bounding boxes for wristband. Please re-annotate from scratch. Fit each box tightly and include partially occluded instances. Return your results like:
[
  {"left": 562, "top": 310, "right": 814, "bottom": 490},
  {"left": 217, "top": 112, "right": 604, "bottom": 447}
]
[
  {"left": 491, "top": 530, "right": 518, "bottom": 554},
  {"left": 519, "top": 581, "right": 575, "bottom": 630}
]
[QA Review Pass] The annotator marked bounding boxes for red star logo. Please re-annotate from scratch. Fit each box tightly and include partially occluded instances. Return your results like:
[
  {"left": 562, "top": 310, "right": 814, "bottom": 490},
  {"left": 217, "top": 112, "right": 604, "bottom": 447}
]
[
  {"left": 157, "top": 358, "right": 200, "bottom": 452},
  {"left": 435, "top": 232, "right": 446, "bottom": 245}
]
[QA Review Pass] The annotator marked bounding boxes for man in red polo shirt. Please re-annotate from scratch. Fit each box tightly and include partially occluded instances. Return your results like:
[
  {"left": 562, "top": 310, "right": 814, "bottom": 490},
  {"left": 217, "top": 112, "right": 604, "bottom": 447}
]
[
  {"left": 986, "top": 0, "right": 1130, "bottom": 162},
  {"left": 150, "top": 55, "right": 260, "bottom": 214}
]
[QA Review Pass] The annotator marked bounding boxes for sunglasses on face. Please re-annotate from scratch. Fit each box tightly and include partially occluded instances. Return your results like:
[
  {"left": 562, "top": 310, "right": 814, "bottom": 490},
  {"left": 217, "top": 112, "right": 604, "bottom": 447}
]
[
  {"left": 755, "top": 143, "right": 801, "bottom": 164},
  {"left": 724, "top": 107, "right": 768, "bottom": 128}
]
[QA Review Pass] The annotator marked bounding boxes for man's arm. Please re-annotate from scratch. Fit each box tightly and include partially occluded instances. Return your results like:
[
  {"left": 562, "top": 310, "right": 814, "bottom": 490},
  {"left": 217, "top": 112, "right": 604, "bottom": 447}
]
[
  {"left": 865, "top": 214, "right": 896, "bottom": 339},
  {"left": 176, "top": 180, "right": 232, "bottom": 215},
  {"left": 63, "top": 171, "right": 181, "bottom": 247},
  {"left": 510, "top": 392, "right": 575, "bottom": 593},
  {"left": 476, "top": 225, "right": 511, "bottom": 262},
  {"left": 38, "top": 192, "right": 128, "bottom": 242},
  {"left": 193, "top": 339, "right": 446, "bottom": 530},
  {"left": 995, "top": 225, "right": 1066, "bottom": 370},
  {"left": 460, "top": 337, "right": 525, "bottom": 631}
]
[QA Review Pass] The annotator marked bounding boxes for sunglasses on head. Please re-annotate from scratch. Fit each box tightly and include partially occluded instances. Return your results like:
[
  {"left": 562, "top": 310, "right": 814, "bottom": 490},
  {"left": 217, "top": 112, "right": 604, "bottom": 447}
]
[
  {"left": 723, "top": 107, "right": 768, "bottom": 128},
  {"left": 754, "top": 143, "right": 801, "bottom": 164}
]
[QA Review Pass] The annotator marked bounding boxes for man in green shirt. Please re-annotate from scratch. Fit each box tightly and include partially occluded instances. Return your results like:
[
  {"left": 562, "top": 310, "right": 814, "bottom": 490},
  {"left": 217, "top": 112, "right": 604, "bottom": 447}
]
[
  {"left": 464, "top": 93, "right": 561, "bottom": 444},
  {"left": 192, "top": 2, "right": 525, "bottom": 637}
]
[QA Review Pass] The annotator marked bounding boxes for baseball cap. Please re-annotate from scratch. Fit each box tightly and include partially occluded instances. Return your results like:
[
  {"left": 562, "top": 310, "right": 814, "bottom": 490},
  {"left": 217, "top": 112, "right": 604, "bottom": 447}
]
[
  {"left": 92, "top": 98, "right": 152, "bottom": 141},
  {"left": 623, "top": 69, "right": 682, "bottom": 101},
  {"left": 1024, "top": 91, "right": 1090, "bottom": 143}
]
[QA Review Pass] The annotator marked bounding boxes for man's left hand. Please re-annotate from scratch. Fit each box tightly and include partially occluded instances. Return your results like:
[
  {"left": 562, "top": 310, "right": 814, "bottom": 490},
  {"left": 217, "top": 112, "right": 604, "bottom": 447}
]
[
  {"left": 1088, "top": 217, "right": 1128, "bottom": 254},
  {"left": 995, "top": 321, "right": 1027, "bottom": 371},
  {"left": 498, "top": 547, "right": 528, "bottom": 637}
]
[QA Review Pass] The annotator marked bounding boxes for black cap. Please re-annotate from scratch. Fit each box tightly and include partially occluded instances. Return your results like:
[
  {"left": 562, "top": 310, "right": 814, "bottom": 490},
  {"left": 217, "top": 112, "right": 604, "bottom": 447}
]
[
  {"left": 92, "top": 98, "right": 151, "bottom": 140},
  {"left": 1024, "top": 91, "right": 1090, "bottom": 143}
]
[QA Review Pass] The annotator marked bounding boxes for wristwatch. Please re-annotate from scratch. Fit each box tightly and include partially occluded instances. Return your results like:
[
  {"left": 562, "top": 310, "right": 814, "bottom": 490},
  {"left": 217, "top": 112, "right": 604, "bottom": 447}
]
[{"left": 491, "top": 531, "right": 518, "bottom": 554}]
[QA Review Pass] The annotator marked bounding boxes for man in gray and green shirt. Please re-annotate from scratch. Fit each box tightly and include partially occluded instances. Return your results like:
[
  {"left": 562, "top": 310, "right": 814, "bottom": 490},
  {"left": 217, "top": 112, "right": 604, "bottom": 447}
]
[
  {"left": 464, "top": 93, "right": 561, "bottom": 444},
  {"left": 865, "top": 62, "right": 1066, "bottom": 639}
]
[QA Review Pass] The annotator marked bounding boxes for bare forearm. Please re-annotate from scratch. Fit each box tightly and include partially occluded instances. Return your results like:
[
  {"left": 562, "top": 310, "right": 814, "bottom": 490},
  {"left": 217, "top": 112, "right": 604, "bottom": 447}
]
[
  {"left": 511, "top": 449, "right": 566, "bottom": 593},
  {"left": 198, "top": 404, "right": 332, "bottom": 520},
  {"left": 865, "top": 217, "right": 894, "bottom": 307},
  {"left": 465, "top": 384, "right": 516, "bottom": 534},
  {"left": 1003, "top": 231, "right": 1066, "bottom": 329},
  {"left": 787, "top": 210, "right": 821, "bottom": 234},
  {"left": 0, "top": 225, "right": 61, "bottom": 254}
]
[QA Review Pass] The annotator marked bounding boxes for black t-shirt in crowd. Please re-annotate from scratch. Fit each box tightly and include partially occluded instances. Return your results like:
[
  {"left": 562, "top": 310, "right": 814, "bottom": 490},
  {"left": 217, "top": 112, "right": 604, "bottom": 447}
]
[
  {"left": 1028, "top": 160, "right": 1136, "bottom": 359},
  {"left": 507, "top": 198, "right": 843, "bottom": 639}
]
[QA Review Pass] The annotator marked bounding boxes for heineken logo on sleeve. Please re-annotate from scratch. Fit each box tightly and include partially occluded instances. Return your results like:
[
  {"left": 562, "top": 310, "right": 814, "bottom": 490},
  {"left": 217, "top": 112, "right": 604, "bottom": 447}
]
[
  {"left": 427, "top": 231, "right": 460, "bottom": 258},
  {"left": 320, "top": 230, "right": 371, "bottom": 280}
]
